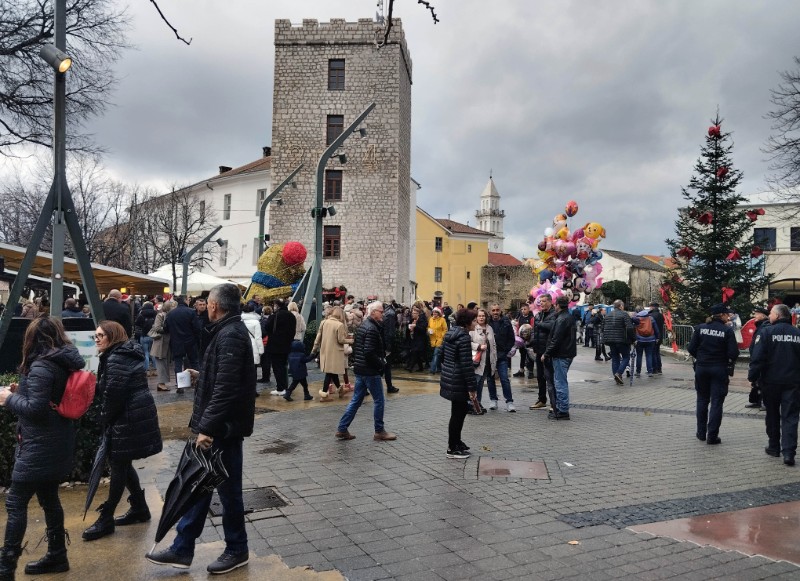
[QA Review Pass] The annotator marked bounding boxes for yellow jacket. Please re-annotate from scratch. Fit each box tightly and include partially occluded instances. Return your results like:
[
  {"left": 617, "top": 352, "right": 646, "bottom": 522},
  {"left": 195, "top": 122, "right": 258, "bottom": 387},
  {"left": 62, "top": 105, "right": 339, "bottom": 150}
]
[{"left": 428, "top": 315, "right": 448, "bottom": 348}]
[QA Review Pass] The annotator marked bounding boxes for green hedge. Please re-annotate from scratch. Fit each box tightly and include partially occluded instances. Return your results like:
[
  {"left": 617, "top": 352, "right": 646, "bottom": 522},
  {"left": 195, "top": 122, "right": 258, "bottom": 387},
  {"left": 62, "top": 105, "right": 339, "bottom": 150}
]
[{"left": 0, "top": 372, "right": 104, "bottom": 487}]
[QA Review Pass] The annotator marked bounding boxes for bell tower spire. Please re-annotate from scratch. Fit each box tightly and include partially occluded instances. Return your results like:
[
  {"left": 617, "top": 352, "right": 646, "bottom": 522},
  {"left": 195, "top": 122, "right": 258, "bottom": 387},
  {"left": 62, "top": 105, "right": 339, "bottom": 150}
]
[{"left": 475, "top": 174, "right": 505, "bottom": 252}]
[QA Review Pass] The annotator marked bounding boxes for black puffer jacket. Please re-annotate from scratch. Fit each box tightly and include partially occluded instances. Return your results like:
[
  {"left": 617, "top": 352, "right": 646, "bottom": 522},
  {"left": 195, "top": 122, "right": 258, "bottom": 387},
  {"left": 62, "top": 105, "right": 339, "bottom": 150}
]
[
  {"left": 134, "top": 303, "right": 157, "bottom": 339},
  {"left": 489, "top": 315, "right": 515, "bottom": 357},
  {"left": 6, "top": 345, "right": 84, "bottom": 483},
  {"left": 98, "top": 340, "right": 162, "bottom": 461},
  {"left": 383, "top": 306, "right": 397, "bottom": 351},
  {"left": 532, "top": 307, "right": 557, "bottom": 353},
  {"left": 191, "top": 314, "right": 257, "bottom": 439},
  {"left": 603, "top": 308, "right": 634, "bottom": 345},
  {"left": 265, "top": 308, "right": 296, "bottom": 355},
  {"left": 439, "top": 326, "right": 477, "bottom": 402},
  {"left": 353, "top": 317, "right": 385, "bottom": 376}
]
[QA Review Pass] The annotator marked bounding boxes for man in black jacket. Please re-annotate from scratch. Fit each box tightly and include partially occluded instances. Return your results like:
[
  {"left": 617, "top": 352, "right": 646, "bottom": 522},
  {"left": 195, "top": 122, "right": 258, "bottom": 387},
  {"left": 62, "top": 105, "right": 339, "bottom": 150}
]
[
  {"left": 746, "top": 307, "right": 770, "bottom": 410},
  {"left": 530, "top": 294, "right": 557, "bottom": 409},
  {"left": 103, "top": 289, "right": 132, "bottom": 337},
  {"left": 603, "top": 300, "right": 634, "bottom": 385},
  {"left": 165, "top": 296, "right": 200, "bottom": 394},
  {"left": 336, "top": 302, "right": 397, "bottom": 441},
  {"left": 648, "top": 302, "right": 666, "bottom": 374},
  {"left": 748, "top": 304, "right": 800, "bottom": 466},
  {"left": 543, "top": 296, "right": 577, "bottom": 419},
  {"left": 264, "top": 300, "right": 296, "bottom": 396},
  {"left": 147, "top": 283, "right": 256, "bottom": 574},
  {"left": 487, "top": 303, "right": 516, "bottom": 412},
  {"left": 383, "top": 302, "right": 399, "bottom": 393}
]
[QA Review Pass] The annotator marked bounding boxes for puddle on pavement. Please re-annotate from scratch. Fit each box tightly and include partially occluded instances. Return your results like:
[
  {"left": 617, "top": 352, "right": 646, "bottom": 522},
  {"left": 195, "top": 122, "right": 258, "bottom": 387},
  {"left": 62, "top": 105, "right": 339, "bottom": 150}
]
[
  {"left": 259, "top": 439, "right": 297, "bottom": 454},
  {"left": 631, "top": 500, "right": 800, "bottom": 565}
]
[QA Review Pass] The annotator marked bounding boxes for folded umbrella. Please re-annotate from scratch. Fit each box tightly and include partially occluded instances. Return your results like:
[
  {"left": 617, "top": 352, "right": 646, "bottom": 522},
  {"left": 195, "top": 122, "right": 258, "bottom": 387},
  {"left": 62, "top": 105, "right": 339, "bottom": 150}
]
[
  {"left": 83, "top": 429, "right": 111, "bottom": 520},
  {"left": 153, "top": 439, "right": 227, "bottom": 544}
]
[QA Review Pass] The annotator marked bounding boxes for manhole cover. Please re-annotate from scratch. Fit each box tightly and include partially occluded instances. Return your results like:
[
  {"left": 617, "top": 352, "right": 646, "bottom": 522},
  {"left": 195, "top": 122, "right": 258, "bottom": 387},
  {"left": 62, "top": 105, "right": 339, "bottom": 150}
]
[
  {"left": 259, "top": 439, "right": 296, "bottom": 454},
  {"left": 478, "top": 458, "right": 549, "bottom": 480},
  {"left": 209, "top": 486, "right": 287, "bottom": 516}
]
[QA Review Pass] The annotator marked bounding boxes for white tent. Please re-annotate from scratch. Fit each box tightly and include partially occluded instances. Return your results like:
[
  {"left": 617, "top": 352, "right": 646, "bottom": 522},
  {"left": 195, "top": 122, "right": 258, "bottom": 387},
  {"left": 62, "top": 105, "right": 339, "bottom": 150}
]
[{"left": 148, "top": 265, "right": 244, "bottom": 295}]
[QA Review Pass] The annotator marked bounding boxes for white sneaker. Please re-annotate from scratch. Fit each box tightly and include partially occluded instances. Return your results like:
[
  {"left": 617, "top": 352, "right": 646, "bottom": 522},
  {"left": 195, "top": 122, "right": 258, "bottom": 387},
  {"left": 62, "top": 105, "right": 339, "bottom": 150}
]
[
  {"left": 488, "top": 400, "right": 498, "bottom": 410},
  {"left": 506, "top": 402, "right": 516, "bottom": 413},
  {"left": 270, "top": 389, "right": 286, "bottom": 396}
]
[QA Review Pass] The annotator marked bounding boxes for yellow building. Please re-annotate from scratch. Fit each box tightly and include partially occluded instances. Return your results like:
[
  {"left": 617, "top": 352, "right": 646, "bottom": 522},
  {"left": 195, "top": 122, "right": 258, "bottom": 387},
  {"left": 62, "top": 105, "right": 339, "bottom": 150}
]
[{"left": 415, "top": 208, "right": 493, "bottom": 306}]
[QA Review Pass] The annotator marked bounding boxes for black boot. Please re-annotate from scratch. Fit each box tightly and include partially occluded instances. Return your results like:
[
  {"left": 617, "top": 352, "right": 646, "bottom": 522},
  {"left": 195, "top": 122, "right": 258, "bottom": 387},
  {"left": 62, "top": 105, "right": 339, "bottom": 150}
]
[
  {"left": 82, "top": 502, "right": 115, "bottom": 541},
  {"left": 24, "top": 528, "right": 69, "bottom": 575},
  {"left": 0, "top": 546, "right": 22, "bottom": 581},
  {"left": 114, "top": 490, "right": 151, "bottom": 526}
]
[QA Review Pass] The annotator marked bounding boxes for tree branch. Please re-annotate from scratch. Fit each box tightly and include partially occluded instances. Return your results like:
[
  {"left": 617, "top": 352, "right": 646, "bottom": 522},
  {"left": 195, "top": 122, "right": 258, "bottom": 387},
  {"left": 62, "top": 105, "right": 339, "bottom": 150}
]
[{"left": 148, "top": 0, "right": 191, "bottom": 45}]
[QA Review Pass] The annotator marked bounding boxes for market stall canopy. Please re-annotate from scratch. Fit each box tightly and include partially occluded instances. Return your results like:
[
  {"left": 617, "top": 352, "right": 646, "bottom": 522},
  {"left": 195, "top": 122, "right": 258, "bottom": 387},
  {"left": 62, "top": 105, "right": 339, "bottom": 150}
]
[
  {"left": 149, "top": 265, "right": 245, "bottom": 295},
  {"left": 0, "top": 242, "right": 170, "bottom": 295}
]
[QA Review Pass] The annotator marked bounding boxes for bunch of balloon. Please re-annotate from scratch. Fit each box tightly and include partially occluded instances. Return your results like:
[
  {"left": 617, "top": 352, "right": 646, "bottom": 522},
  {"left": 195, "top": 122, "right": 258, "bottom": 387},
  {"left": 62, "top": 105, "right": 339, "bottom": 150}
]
[{"left": 525, "top": 200, "right": 606, "bottom": 314}]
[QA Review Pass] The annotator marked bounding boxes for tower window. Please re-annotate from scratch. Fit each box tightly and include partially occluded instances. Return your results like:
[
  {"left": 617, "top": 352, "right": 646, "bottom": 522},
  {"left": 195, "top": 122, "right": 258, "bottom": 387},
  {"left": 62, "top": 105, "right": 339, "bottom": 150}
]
[
  {"left": 328, "top": 59, "right": 345, "bottom": 90},
  {"left": 467, "top": 271, "right": 471, "bottom": 279},
  {"left": 219, "top": 240, "right": 228, "bottom": 266},
  {"left": 324, "top": 225, "right": 341, "bottom": 258},
  {"left": 435, "top": 237, "right": 443, "bottom": 252},
  {"left": 434, "top": 267, "right": 442, "bottom": 282},
  {"left": 256, "top": 189, "right": 266, "bottom": 215},
  {"left": 325, "top": 170, "right": 342, "bottom": 201},
  {"left": 223, "top": 194, "right": 231, "bottom": 220},
  {"left": 468, "top": 244, "right": 472, "bottom": 253},
  {"left": 326, "top": 115, "right": 344, "bottom": 145}
]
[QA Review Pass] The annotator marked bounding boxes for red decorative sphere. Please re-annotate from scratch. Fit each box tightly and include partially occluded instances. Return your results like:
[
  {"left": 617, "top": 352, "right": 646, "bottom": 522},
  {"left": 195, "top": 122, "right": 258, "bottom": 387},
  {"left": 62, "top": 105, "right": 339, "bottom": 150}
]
[{"left": 282, "top": 241, "right": 307, "bottom": 266}]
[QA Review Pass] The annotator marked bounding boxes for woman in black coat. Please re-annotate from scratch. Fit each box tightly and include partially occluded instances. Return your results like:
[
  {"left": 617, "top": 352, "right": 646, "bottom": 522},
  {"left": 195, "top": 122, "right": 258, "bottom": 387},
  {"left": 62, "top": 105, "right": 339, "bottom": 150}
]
[
  {"left": 0, "top": 317, "right": 85, "bottom": 578},
  {"left": 439, "top": 309, "right": 478, "bottom": 459},
  {"left": 83, "top": 321, "right": 162, "bottom": 542},
  {"left": 405, "top": 305, "right": 429, "bottom": 372}
]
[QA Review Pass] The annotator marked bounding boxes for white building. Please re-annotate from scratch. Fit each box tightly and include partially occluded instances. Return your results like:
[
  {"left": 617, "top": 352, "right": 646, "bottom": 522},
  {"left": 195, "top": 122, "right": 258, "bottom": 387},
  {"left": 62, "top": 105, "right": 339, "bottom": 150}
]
[{"left": 475, "top": 176, "right": 505, "bottom": 252}]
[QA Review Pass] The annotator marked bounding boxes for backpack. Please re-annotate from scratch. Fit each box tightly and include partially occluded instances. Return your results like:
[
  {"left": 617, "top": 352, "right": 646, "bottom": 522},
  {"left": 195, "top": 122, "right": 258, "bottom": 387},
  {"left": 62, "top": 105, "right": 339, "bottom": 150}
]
[
  {"left": 637, "top": 316, "right": 654, "bottom": 338},
  {"left": 51, "top": 370, "right": 96, "bottom": 419}
]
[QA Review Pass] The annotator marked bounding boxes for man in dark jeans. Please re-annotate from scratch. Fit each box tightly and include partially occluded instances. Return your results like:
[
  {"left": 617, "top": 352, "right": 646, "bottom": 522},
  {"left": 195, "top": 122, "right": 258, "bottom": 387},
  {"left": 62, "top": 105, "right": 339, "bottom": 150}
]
[
  {"left": 383, "top": 302, "right": 399, "bottom": 393},
  {"left": 165, "top": 296, "right": 200, "bottom": 394},
  {"left": 146, "top": 283, "right": 256, "bottom": 574},
  {"left": 264, "top": 299, "right": 296, "bottom": 396},
  {"left": 648, "top": 302, "right": 666, "bottom": 374},
  {"left": 603, "top": 300, "right": 634, "bottom": 385},
  {"left": 530, "top": 294, "right": 557, "bottom": 409}
]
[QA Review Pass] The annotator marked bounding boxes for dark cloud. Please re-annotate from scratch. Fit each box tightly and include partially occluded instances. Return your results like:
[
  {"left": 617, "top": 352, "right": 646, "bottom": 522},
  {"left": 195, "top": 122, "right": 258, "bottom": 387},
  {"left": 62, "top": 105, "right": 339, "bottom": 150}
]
[{"left": 8, "top": 0, "right": 799, "bottom": 262}]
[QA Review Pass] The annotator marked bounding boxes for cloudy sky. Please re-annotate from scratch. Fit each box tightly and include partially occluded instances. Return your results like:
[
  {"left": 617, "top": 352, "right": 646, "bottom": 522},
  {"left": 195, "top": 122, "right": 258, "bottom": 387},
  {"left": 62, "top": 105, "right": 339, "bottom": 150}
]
[{"left": 14, "top": 0, "right": 800, "bottom": 259}]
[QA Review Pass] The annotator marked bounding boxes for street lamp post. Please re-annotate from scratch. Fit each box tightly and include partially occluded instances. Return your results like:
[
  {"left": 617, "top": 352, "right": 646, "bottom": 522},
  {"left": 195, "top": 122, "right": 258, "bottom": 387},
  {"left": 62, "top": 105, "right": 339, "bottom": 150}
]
[
  {"left": 0, "top": 0, "right": 105, "bottom": 353},
  {"left": 181, "top": 226, "right": 225, "bottom": 296},
  {"left": 258, "top": 164, "right": 304, "bottom": 256},
  {"left": 300, "top": 103, "right": 375, "bottom": 325}
]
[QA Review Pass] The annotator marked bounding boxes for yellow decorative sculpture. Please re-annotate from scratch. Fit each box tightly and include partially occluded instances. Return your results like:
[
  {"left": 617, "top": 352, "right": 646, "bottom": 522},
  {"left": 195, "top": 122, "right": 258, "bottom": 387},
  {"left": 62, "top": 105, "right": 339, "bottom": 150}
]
[{"left": 244, "top": 241, "right": 307, "bottom": 303}]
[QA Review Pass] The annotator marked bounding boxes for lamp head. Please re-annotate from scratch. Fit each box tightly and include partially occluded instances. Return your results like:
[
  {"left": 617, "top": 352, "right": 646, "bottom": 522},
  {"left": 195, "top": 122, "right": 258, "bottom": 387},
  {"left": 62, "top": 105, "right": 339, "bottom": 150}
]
[
  {"left": 338, "top": 153, "right": 347, "bottom": 164},
  {"left": 327, "top": 206, "right": 337, "bottom": 217},
  {"left": 216, "top": 238, "right": 226, "bottom": 247},
  {"left": 275, "top": 197, "right": 284, "bottom": 206},
  {"left": 39, "top": 44, "right": 72, "bottom": 73},
  {"left": 358, "top": 128, "right": 367, "bottom": 138}
]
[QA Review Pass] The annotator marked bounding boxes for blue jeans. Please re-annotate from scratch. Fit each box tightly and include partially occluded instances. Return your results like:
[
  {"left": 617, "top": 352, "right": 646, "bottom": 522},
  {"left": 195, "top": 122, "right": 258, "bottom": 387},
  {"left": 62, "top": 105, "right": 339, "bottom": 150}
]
[
  {"left": 172, "top": 437, "right": 247, "bottom": 557},
  {"left": 552, "top": 357, "right": 573, "bottom": 414},
  {"left": 337, "top": 374, "right": 385, "bottom": 433},
  {"left": 608, "top": 343, "right": 631, "bottom": 376},
  {"left": 487, "top": 358, "right": 513, "bottom": 403},
  {"left": 430, "top": 345, "right": 443, "bottom": 373},
  {"left": 635, "top": 341, "right": 655, "bottom": 374},
  {"left": 475, "top": 373, "right": 487, "bottom": 404},
  {"left": 695, "top": 365, "right": 729, "bottom": 440},
  {"left": 139, "top": 336, "right": 154, "bottom": 370}
]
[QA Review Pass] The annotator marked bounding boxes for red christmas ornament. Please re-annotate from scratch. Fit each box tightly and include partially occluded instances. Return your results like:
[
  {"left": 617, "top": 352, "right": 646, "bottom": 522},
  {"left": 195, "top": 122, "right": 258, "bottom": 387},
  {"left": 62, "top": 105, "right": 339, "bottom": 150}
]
[
  {"left": 281, "top": 241, "right": 307, "bottom": 266},
  {"left": 659, "top": 284, "right": 671, "bottom": 305},
  {"left": 746, "top": 210, "right": 759, "bottom": 222},
  {"left": 756, "top": 208, "right": 766, "bottom": 215},
  {"left": 722, "top": 287, "right": 735, "bottom": 303},
  {"left": 708, "top": 125, "right": 721, "bottom": 138},
  {"left": 750, "top": 246, "right": 764, "bottom": 258},
  {"left": 726, "top": 248, "right": 741, "bottom": 261},
  {"left": 697, "top": 211, "right": 714, "bottom": 225},
  {"left": 677, "top": 246, "right": 695, "bottom": 259},
  {"left": 716, "top": 167, "right": 728, "bottom": 179}
]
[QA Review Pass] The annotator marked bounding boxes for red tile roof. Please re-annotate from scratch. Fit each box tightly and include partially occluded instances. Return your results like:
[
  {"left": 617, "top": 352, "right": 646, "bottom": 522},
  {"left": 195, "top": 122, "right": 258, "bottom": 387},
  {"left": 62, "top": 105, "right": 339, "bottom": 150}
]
[
  {"left": 488, "top": 252, "right": 524, "bottom": 266},
  {"left": 642, "top": 254, "right": 678, "bottom": 269},
  {"left": 435, "top": 218, "right": 493, "bottom": 237},
  {"left": 218, "top": 156, "right": 271, "bottom": 178}
]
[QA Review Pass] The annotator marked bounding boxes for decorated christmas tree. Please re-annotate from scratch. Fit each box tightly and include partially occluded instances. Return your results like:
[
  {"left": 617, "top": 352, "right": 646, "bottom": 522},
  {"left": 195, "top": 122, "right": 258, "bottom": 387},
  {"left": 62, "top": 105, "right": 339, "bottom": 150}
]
[{"left": 664, "top": 114, "right": 771, "bottom": 324}]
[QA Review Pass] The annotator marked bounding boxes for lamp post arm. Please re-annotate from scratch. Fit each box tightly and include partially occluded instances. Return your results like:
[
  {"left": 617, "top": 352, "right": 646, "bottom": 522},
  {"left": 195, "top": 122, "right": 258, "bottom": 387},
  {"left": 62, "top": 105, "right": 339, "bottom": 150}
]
[
  {"left": 259, "top": 164, "right": 303, "bottom": 255},
  {"left": 181, "top": 225, "right": 222, "bottom": 295}
]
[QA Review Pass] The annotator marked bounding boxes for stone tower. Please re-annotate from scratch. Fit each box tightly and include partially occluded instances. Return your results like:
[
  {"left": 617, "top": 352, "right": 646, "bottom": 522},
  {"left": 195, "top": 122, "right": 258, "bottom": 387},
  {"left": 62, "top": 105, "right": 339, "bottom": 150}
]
[
  {"left": 269, "top": 18, "right": 413, "bottom": 302},
  {"left": 475, "top": 176, "right": 505, "bottom": 252}
]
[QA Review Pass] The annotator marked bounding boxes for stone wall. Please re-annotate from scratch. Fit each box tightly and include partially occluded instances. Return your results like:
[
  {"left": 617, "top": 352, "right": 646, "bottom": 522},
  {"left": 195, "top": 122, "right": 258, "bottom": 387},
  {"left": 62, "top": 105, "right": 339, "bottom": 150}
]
[
  {"left": 480, "top": 265, "right": 535, "bottom": 311},
  {"left": 269, "top": 18, "right": 412, "bottom": 301}
]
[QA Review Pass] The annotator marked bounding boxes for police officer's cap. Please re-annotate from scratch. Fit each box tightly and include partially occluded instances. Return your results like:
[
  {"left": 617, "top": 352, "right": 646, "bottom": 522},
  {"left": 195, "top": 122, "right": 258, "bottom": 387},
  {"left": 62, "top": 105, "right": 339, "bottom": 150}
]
[{"left": 709, "top": 303, "right": 733, "bottom": 315}]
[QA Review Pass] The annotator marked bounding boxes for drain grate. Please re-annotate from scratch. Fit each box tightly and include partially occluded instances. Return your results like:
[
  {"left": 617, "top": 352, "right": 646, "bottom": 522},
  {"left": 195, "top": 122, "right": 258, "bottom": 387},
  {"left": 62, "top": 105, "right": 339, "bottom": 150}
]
[{"left": 209, "top": 486, "right": 287, "bottom": 516}]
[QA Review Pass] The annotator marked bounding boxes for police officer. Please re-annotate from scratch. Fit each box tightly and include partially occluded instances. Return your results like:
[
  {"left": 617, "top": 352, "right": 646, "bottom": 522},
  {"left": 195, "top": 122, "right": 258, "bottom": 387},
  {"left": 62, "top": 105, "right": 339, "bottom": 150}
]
[
  {"left": 688, "top": 303, "right": 738, "bottom": 445},
  {"left": 748, "top": 304, "right": 800, "bottom": 466},
  {"left": 745, "top": 307, "right": 770, "bottom": 409}
]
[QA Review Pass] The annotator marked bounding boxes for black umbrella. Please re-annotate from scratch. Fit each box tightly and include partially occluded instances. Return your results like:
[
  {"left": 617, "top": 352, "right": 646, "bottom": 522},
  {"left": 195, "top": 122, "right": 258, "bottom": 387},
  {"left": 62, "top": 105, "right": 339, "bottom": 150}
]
[
  {"left": 83, "top": 429, "right": 111, "bottom": 520},
  {"left": 153, "top": 440, "right": 227, "bottom": 544}
]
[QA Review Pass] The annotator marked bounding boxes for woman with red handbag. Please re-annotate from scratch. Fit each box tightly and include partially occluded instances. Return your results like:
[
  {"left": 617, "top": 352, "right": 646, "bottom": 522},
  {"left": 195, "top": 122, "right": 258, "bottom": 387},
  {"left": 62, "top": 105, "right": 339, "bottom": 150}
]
[{"left": 469, "top": 309, "right": 497, "bottom": 415}]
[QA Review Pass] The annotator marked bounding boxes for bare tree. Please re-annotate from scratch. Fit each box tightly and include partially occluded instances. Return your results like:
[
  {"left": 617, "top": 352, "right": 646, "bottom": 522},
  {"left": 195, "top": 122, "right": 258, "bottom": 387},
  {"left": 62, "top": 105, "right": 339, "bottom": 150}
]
[
  {"left": 764, "top": 56, "right": 800, "bottom": 207},
  {"left": 0, "top": 170, "right": 50, "bottom": 248},
  {"left": 0, "top": 0, "right": 130, "bottom": 154},
  {"left": 130, "top": 187, "right": 216, "bottom": 291}
]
